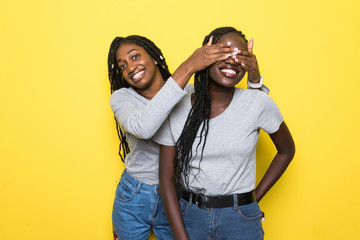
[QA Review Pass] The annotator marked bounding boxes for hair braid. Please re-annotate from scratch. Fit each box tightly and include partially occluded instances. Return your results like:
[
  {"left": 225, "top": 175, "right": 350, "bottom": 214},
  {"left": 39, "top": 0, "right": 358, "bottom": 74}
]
[
  {"left": 107, "top": 35, "right": 171, "bottom": 162},
  {"left": 174, "top": 27, "right": 248, "bottom": 192}
]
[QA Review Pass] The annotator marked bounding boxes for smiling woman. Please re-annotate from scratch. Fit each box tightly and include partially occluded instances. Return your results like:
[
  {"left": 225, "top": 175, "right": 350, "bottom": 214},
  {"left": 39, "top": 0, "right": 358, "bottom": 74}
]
[
  {"left": 116, "top": 42, "right": 162, "bottom": 96},
  {"left": 154, "top": 27, "right": 295, "bottom": 240},
  {"left": 107, "top": 35, "right": 235, "bottom": 239}
]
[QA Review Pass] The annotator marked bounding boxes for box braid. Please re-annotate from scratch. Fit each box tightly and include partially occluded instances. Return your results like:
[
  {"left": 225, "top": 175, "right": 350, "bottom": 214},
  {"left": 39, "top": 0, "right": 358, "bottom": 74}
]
[
  {"left": 174, "top": 27, "right": 248, "bottom": 192},
  {"left": 107, "top": 35, "right": 171, "bottom": 162}
]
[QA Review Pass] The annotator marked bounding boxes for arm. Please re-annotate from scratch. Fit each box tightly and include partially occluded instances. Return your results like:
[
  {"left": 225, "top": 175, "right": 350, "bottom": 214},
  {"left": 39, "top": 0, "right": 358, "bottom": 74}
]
[
  {"left": 232, "top": 38, "right": 270, "bottom": 93},
  {"left": 111, "top": 38, "right": 233, "bottom": 139},
  {"left": 172, "top": 36, "right": 232, "bottom": 89},
  {"left": 255, "top": 121, "right": 295, "bottom": 202},
  {"left": 159, "top": 145, "right": 189, "bottom": 240},
  {"left": 110, "top": 79, "right": 187, "bottom": 139}
]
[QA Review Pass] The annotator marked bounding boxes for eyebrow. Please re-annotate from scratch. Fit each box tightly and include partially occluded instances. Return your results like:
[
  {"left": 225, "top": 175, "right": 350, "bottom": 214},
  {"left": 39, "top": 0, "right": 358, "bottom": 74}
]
[{"left": 117, "top": 49, "right": 137, "bottom": 63}]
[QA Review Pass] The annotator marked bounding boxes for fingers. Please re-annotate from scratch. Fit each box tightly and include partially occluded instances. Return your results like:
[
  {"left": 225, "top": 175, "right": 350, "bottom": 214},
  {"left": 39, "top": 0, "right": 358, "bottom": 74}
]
[
  {"left": 206, "top": 46, "right": 232, "bottom": 55},
  {"left": 216, "top": 53, "right": 232, "bottom": 62},
  {"left": 248, "top": 38, "right": 254, "bottom": 54},
  {"left": 214, "top": 41, "right": 231, "bottom": 48},
  {"left": 206, "top": 36, "right": 214, "bottom": 46},
  {"left": 230, "top": 55, "right": 250, "bottom": 66},
  {"left": 231, "top": 47, "right": 251, "bottom": 56}
]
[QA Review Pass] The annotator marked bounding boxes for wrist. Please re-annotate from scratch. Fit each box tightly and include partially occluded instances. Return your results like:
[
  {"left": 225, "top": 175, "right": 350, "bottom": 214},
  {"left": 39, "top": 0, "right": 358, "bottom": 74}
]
[
  {"left": 248, "top": 75, "right": 261, "bottom": 83},
  {"left": 172, "top": 61, "right": 194, "bottom": 89},
  {"left": 247, "top": 76, "right": 263, "bottom": 88}
]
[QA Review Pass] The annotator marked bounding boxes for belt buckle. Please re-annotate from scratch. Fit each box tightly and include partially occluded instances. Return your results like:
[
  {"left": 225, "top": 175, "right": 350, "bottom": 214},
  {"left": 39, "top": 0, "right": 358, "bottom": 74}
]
[{"left": 195, "top": 194, "right": 208, "bottom": 209}]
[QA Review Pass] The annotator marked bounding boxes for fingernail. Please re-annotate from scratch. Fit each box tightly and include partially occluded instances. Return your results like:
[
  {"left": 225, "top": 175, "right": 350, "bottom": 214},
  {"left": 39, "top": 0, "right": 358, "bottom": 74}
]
[
  {"left": 234, "top": 48, "right": 238, "bottom": 51},
  {"left": 225, "top": 54, "right": 231, "bottom": 58},
  {"left": 235, "top": 58, "right": 239, "bottom": 62},
  {"left": 261, "top": 217, "right": 265, "bottom": 222},
  {"left": 232, "top": 55, "right": 236, "bottom": 59},
  {"left": 242, "top": 63, "right": 245, "bottom": 66},
  {"left": 227, "top": 42, "right": 231, "bottom": 46}
]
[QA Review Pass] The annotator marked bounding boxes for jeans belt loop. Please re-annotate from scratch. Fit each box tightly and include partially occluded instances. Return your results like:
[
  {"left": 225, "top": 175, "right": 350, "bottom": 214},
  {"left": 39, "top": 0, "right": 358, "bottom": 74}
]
[
  {"left": 189, "top": 193, "right": 193, "bottom": 207},
  {"left": 233, "top": 194, "right": 239, "bottom": 210}
]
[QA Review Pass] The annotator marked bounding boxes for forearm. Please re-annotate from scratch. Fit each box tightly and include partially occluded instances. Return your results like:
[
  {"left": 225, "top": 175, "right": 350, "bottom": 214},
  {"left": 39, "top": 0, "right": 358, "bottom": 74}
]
[
  {"left": 172, "top": 60, "right": 194, "bottom": 89},
  {"left": 255, "top": 152, "right": 293, "bottom": 202},
  {"left": 159, "top": 145, "right": 189, "bottom": 240},
  {"left": 111, "top": 78, "right": 186, "bottom": 139},
  {"left": 255, "top": 121, "right": 295, "bottom": 202},
  {"left": 159, "top": 180, "right": 189, "bottom": 240}
]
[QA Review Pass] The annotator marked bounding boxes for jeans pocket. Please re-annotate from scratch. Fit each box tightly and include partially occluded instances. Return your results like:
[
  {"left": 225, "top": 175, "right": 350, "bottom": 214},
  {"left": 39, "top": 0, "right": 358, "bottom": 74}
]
[
  {"left": 238, "top": 202, "right": 262, "bottom": 221},
  {"left": 179, "top": 198, "right": 190, "bottom": 216},
  {"left": 115, "top": 181, "right": 135, "bottom": 202}
]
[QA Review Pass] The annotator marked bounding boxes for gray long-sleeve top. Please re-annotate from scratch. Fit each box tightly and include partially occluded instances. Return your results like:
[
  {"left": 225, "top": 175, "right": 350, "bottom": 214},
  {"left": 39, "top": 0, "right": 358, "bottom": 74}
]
[{"left": 110, "top": 77, "right": 188, "bottom": 185}]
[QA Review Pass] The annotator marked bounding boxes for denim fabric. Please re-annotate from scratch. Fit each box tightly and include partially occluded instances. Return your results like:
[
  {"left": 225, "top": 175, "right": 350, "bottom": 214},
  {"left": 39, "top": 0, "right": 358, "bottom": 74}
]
[
  {"left": 179, "top": 195, "right": 264, "bottom": 240},
  {"left": 112, "top": 170, "right": 174, "bottom": 240}
]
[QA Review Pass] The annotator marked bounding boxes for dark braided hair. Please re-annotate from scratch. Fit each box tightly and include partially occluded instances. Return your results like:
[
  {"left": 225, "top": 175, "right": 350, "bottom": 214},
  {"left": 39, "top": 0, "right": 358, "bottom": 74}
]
[
  {"left": 107, "top": 35, "right": 171, "bottom": 162},
  {"left": 174, "top": 27, "right": 248, "bottom": 192}
]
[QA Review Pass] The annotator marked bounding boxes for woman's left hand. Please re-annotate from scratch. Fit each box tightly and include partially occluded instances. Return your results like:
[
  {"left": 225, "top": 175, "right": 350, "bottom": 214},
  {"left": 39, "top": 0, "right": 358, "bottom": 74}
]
[{"left": 231, "top": 38, "right": 261, "bottom": 83}]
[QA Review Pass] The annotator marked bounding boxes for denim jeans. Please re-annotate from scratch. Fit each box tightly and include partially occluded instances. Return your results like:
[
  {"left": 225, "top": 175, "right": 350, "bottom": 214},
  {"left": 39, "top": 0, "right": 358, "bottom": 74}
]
[
  {"left": 179, "top": 194, "right": 264, "bottom": 240},
  {"left": 112, "top": 170, "right": 174, "bottom": 240}
]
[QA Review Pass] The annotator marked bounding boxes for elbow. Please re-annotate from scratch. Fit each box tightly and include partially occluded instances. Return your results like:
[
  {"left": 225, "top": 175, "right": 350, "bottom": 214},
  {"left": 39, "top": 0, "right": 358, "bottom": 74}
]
[
  {"left": 137, "top": 131, "right": 155, "bottom": 140},
  {"left": 123, "top": 122, "right": 156, "bottom": 139},
  {"left": 286, "top": 142, "right": 296, "bottom": 163}
]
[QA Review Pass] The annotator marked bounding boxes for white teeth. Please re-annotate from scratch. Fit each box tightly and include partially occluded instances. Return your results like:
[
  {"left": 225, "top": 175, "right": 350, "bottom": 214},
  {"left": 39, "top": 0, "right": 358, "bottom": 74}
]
[
  {"left": 220, "top": 69, "right": 236, "bottom": 75},
  {"left": 132, "top": 70, "right": 144, "bottom": 80}
]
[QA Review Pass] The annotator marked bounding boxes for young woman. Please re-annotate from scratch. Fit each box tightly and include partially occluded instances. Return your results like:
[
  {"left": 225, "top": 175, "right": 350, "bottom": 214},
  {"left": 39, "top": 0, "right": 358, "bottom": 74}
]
[
  {"left": 154, "top": 27, "right": 295, "bottom": 240},
  {"left": 107, "top": 35, "right": 240, "bottom": 240}
]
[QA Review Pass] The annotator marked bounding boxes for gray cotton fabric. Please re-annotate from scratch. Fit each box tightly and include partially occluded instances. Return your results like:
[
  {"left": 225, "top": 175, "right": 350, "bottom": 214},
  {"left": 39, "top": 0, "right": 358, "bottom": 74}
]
[
  {"left": 110, "top": 77, "right": 188, "bottom": 185},
  {"left": 153, "top": 88, "right": 283, "bottom": 195}
]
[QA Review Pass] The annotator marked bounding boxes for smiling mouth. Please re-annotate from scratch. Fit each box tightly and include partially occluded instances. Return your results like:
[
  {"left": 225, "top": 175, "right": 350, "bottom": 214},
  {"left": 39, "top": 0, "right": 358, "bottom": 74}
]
[
  {"left": 132, "top": 70, "right": 145, "bottom": 81},
  {"left": 220, "top": 68, "right": 237, "bottom": 78}
]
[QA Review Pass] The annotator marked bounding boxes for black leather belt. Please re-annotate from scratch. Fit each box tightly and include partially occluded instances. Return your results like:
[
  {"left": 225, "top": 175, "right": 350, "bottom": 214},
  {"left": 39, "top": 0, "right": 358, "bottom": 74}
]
[{"left": 182, "top": 190, "right": 255, "bottom": 209}]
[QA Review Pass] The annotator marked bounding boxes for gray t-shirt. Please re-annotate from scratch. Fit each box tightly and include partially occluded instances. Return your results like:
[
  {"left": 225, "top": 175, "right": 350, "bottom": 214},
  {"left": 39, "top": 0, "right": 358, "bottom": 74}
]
[
  {"left": 153, "top": 88, "right": 283, "bottom": 195},
  {"left": 110, "top": 77, "right": 188, "bottom": 185}
]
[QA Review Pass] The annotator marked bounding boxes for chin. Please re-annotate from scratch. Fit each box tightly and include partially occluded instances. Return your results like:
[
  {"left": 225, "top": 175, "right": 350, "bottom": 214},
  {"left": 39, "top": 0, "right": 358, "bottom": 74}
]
[{"left": 219, "top": 77, "right": 243, "bottom": 87}]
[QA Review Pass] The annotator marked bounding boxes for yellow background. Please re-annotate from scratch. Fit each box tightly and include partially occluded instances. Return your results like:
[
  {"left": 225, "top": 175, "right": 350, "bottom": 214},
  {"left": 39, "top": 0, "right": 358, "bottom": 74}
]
[{"left": 1, "top": 0, "right": 359, "bottom": 239}]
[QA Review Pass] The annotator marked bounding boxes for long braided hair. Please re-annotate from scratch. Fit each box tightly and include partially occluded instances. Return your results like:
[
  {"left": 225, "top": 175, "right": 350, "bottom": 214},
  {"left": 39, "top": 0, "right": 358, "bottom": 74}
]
[
  {"left": 107, "top": 35, "right": 171, "bottom": 162},
  {"left": 174, "top": 27, "right": 248, "bottom": 192}
]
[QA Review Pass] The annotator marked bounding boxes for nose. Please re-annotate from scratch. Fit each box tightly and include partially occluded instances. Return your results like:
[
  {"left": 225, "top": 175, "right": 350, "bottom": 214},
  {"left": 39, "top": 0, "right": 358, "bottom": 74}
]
[
  {"left": 224, "top": 57, "right": 236, "bottom": 65},
  {"left": 127, "top": 61, "right": 137, "bottom": 74}
]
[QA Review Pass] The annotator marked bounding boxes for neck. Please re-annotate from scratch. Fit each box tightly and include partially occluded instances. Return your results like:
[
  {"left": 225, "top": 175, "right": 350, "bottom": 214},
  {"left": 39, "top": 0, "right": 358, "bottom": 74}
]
[{"left": 208, "top": 81, "right": 235, "bottom": 104}]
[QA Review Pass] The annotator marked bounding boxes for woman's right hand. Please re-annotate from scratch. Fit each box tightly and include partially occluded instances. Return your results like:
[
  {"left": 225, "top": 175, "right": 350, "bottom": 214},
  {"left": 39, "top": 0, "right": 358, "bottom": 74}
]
[
  {"left": 172, "top": 36, "right": 233, "bottom": 89},
  {"left": 186, "top": 36, "right": 233, "bottom": 73}
]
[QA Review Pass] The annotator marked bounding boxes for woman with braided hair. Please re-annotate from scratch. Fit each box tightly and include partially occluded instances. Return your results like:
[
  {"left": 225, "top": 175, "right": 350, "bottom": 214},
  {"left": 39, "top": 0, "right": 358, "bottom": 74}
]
[
  {"left": 107, "top": 35, "right": 238, "bottom": 239},
  {"left": 154, "top": 27, "right": 295, "bottom": 240}
]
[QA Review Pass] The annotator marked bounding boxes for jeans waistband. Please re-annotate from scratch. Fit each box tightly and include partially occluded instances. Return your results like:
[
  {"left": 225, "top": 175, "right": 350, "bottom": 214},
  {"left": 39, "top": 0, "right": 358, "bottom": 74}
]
[{"left": 121, "top": 169, "right": 159, "bottom": 192}]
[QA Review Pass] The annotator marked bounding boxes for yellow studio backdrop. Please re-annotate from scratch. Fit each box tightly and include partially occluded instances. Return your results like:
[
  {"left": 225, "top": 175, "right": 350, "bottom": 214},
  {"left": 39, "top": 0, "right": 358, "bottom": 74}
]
[{"left": 1, "top": 0, "right": 359, "bottom": 239}]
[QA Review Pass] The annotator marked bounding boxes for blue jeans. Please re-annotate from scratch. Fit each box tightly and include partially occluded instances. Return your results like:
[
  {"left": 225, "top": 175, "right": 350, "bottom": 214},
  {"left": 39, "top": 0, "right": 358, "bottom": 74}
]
[
  {"left": 179, "top": 195, "right": 264, "bottom": 240},
  {"left": 112, "top": 170, "right": 174, "bottom": 240}
]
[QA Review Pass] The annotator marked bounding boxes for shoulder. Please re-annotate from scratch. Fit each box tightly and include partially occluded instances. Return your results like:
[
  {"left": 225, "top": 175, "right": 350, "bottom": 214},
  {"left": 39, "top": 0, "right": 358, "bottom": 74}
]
[
  {"left": 110, "top": 87, "right": 144, "bottom": 105},
  {"left": 236, "top": 88, "right": 275, "bottom": 105}
]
